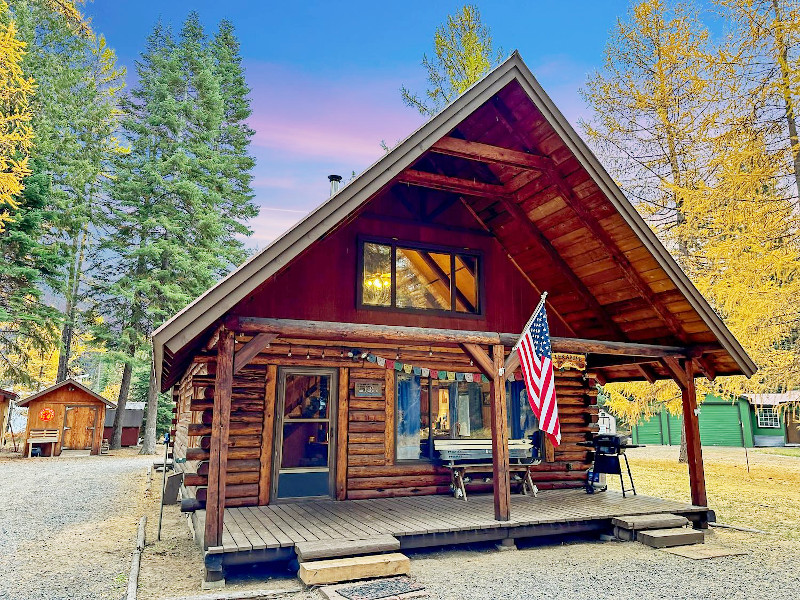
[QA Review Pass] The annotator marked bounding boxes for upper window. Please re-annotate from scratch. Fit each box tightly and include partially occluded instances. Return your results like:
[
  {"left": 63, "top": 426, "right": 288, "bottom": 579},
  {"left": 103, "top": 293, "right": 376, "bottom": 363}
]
[
  {"left": 757, "top": 407, "right": 780, "bottom": 429},
  {"left": 360, "top": 240, "right": 480, "bottom": 315}
]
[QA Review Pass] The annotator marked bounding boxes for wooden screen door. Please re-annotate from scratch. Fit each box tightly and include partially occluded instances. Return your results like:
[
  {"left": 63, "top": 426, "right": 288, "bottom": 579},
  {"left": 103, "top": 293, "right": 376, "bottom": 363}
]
[
  {"left": 62, "top": 406, "right": 97, "bottom": 450},
  {"left": 787, "top": 410, "right": 800, "bottom": 445},
  {"left": 273, "top": 368, "right": 337, "bottom": 500}
]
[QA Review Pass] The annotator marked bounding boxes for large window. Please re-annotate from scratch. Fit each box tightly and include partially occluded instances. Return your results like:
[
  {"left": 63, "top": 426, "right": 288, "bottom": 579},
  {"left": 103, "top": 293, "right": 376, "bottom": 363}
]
[
  {"left": 396, "top": 375, "right": 538, "bottom": 461},
  {"left": 360, "top": 240, "right": 480, "bottom": 315},
  {"left": 757, "top": 407, "right": 781, "bottom": 429}
]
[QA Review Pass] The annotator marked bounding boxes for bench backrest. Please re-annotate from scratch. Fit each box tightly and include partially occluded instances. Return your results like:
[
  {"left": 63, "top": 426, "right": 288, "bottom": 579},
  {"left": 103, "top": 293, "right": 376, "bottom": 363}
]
[{"left": 433, "top": 438, "right": 535, "bottom": 461}]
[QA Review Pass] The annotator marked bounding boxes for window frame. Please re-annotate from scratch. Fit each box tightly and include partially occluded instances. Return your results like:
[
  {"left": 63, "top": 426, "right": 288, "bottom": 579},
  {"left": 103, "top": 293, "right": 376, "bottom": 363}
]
[
  {"left": 357, "top": 236, "right": 484, "bottom": 318},
  {"left": 756, "top": 407, "right": 781, "bottom": 429}
]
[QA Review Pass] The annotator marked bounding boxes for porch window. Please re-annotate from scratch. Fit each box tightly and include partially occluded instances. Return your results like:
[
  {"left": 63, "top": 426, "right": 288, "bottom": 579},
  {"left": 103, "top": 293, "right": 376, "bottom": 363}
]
[
  {"left": 395, "top": 375, "right": 538, "bottom": 461},
  {"left": 757, "top": 407, "right": 780, "bottom": 429},
  {"left": 360, "top": 240, "right": 480, "bottom": 315}
]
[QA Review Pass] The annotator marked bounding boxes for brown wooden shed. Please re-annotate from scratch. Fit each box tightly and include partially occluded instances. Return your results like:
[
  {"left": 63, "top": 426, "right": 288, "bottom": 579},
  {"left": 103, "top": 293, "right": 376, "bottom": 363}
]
[
  {"left": 19, "top": 379, "right": 115, "bottom": 457},
  {"left": 0, "top": 387, "right": 18, "bottom": 446},
  {"left": 152, "top": 52, "right": 756, "bottom": 582}
]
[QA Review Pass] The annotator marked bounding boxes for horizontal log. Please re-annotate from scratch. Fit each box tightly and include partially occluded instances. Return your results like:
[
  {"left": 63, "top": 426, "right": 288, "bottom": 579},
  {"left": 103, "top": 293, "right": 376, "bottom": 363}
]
[
  {"left": 347, "top": 464, "right": 448, "bottom": 478},
  {"left": 349, "top": 411, "right": 385, "bottom": 423},
  {"left": 348, "top": 421, "right": 385, "bottom": 433},
  {"left": 224, "top": 496, "right": 259, "bottom": 508},
  {"left": 349, "top": 368, "right": 384, "bottom": 379},
  {"left": 348, "top": 443, "right": 386, "bottom": 456},
  {"left": 347, "top": 475, "right": 451, "bottom": 490},
  {"left": 530, "top": 461, "right": 593, "bottom": 472},
  {"left": 349, "top": 399, "right": 386, "bottom": 411},
  {"left": 184, "top": 471, "right": 260, "bottom": 487},
  {"left": 346, "top": 485, "right": 452, "bottom": 500},
  {"left": 196, "top": 483, "right": 258, "bottom": 501},
  {"left": 197, "top": 458, "right": 261, "bottom": 475},
  {"left": 186, "top": 447, "right": 260, "bottom": 461},
  {"left": 553, "top": 451, "right": 591, "bottom": 462},
  {"left": 348, "top": 454, "right": 386, "bottom": 466},
  {"left": 535, "top": 482, "right": 584, "bottom": 491},
  {"left": 530, "top": 471, "right": 588, "bottom": 482},
  {"left": 189, "top": 423, "right": 262, "bottom": 436},
  {"left": 347, "top": 433, "right": 386, "bottom": 445},
  {"left": 200, "top": 435, "right": 261, "bottom": 450}
]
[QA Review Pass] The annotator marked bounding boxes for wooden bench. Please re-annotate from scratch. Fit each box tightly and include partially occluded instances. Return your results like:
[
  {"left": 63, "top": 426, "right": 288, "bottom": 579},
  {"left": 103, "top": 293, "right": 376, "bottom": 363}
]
[
  {"left": 434, "top": 438, "right": 540, "bottom": 500},
  {"left": 27, "top": 429, "right": 60, "bottom": 457}
]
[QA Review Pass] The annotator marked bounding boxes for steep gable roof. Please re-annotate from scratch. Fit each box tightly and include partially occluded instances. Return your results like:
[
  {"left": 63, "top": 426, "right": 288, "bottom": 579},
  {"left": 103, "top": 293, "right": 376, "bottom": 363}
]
[
  {"left": 153, "top": 52, "right": 756, "bottom": 389},
  {"left": 18, "top": 378, "right": 116, "bottom": 408}
]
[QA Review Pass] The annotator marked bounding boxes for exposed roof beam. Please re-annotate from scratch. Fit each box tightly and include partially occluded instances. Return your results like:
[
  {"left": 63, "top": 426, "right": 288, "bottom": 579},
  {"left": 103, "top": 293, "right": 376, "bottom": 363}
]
[
  {"left": 396, "top": 169, "right": 510, "bottom": 200},
  {"left": 233, "top": 332, "right": 278, "bottom": 374},
  {"left": 430, "top": 137, "right": 554, "bottom": 171},
  {"left": 490, "top": 96, "right": 696, "bottom": 355}
]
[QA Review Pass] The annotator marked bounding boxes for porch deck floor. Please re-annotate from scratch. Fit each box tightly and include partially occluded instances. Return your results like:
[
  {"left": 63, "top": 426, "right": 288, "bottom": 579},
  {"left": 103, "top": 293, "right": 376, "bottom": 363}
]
[{"left": 212, "top": 490, "right": 707, "bottom": 555}]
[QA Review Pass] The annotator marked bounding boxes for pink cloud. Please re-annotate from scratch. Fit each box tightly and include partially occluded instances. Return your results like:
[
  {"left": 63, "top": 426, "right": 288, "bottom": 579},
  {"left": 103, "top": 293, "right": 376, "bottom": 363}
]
[{"left": 246, "top": 62, "right": 424, "bottom": 164}]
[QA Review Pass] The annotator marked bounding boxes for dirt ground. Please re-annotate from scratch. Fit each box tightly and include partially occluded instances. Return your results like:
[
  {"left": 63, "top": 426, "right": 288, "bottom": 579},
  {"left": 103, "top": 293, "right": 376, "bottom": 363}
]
[{"left": 135, "top": 445, "right": 800, "bottom": 599}]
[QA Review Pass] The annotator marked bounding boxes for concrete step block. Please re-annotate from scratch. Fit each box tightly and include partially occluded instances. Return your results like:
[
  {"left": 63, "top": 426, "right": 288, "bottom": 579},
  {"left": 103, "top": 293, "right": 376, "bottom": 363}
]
[
  {"left": 638, "top": 528, "right": 704, "bottom": 548},
  {"left": 299, "top": 553, "right": 411, "bottom": 586},
  {"left": 613, "top": 513, "right": 690, "bottom": 531}
]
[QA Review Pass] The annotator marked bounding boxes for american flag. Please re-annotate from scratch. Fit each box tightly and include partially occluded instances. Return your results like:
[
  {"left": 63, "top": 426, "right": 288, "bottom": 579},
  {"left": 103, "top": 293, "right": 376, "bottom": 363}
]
[{"left": 515, "top": 297, "right": 561, "bottom": 446}]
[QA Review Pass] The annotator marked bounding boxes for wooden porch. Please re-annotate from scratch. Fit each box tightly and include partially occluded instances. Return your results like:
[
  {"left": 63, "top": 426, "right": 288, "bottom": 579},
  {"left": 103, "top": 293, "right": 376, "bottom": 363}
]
[{"left": 198, "top": 489, "right": 709, "bottom": 565}]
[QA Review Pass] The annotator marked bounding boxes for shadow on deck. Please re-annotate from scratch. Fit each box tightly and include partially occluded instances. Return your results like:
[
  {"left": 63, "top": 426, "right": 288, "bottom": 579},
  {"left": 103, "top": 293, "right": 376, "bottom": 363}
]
[{"left": 193, "top": 489, "right": 709, "bottom": 567}]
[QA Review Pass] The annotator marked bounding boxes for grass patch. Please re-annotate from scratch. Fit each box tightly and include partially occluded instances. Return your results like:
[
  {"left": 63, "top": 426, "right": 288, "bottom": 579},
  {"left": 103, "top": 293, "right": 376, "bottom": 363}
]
[
  {"left": 754, "top": 447, "right": 800, "bottom": 458},
  {"left": 607, "top": 448, "right": 800, "bottom": 541}
]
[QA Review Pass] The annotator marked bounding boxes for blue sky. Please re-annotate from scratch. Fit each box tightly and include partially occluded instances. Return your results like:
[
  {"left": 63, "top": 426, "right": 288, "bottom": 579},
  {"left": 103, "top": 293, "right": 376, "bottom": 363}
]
[{"left": 86, "top": 1, "right": 634, "bottom": 248}]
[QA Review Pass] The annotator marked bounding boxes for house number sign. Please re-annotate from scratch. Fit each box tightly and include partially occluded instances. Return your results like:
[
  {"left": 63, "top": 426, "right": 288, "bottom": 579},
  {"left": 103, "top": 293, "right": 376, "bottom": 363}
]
[{"left": 354, "top": 381, "right": 382, "bottom": 398}]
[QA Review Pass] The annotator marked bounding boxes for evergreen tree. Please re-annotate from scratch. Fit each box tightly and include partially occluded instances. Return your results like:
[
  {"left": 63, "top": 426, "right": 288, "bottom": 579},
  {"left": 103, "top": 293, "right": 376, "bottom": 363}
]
[{"left": 99, "top": 14, "right": 256, "bottom": 452}]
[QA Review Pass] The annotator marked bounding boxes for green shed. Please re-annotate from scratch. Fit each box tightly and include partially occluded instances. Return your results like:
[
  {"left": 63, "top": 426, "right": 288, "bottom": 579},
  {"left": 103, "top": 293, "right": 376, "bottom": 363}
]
[{"left": 630, "top": 393, "right": 797, "bottom": 448}]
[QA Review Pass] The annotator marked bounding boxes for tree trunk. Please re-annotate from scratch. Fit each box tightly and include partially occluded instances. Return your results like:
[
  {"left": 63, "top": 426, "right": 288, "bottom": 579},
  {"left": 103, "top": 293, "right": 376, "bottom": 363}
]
[
  {"left": 772, "top": 0, "right": 800, "bottom": 198},
  {"left": 111, "top": 361, "right": 133, "bottom": 450},
  {"left": 139, "top": 361, "right": 159, "bottom": 455},
  {"left": 679, "top": 418, "right": 688, "bottom": 464}
]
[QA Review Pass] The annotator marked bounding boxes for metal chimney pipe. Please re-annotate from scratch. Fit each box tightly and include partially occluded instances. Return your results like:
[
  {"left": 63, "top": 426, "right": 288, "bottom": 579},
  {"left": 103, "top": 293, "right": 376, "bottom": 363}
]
[{"left": 328, "top": 174, "right": 342, "bottom": 197}]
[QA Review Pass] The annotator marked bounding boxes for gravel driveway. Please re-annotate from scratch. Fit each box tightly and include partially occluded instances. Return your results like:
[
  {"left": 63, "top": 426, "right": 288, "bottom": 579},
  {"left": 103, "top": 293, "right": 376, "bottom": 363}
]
[{"left": 0, "top": 451, "right": 151, "bottom": 600}]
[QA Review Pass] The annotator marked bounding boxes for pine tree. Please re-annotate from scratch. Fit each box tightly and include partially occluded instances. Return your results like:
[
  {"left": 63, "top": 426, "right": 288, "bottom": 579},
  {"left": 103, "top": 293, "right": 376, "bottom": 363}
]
[
  {"left": 99, "top": 14, "right": 256, "bottom": 452},
  {"left": 401, "top": 5, "right": 503, "bottom": 116}
]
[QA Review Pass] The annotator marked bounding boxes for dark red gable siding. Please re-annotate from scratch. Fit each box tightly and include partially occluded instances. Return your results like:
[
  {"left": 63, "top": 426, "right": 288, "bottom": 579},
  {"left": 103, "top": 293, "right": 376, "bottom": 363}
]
[{"left": 233, "top": 190, "right": 571, "bottom": 337}]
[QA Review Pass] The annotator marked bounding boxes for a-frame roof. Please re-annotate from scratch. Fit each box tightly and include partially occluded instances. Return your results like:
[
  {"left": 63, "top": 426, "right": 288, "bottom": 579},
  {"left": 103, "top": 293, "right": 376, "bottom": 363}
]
[
  {"left": 153, "top": 52, "right": 756, "bottom": 389},
  {"left": 17, "top": 378, "right": 116, "bottom": 408}
]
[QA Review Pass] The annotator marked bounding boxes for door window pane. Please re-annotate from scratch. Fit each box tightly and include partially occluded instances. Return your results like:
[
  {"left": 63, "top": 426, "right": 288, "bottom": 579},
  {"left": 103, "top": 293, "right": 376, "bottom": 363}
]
[
  {"left": 396, "top": 248, "right": 451, "bottom": 310},
  {"left": 281, "top": 422, "right": 329, "bottom": 468},
  {"left": 507, "top": 380, "right": 539, "bottom": 439},
  {"left": 362, "top": 242, "right": 391, "bottom": 306},
  {"left": 284, "top": 374, "right": 329, "bottom": 419},
  {"left": 396, "top": 374, "right": 422, "bottom": 460}
]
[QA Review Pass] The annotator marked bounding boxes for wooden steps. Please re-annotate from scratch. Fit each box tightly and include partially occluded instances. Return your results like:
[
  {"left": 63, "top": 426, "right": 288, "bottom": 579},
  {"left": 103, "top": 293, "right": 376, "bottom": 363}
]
[
  {"left": 637, "top": 528, "right": 704, "bottom": 548},
  {"left": 613, "top": 512, "right": 703, "bottom": 548},
  {"left": 295, "top": 535, "right": 400, "bottom": 561},
  {"left": 298, "top": 553, "right": 411, "bottom": 585}
]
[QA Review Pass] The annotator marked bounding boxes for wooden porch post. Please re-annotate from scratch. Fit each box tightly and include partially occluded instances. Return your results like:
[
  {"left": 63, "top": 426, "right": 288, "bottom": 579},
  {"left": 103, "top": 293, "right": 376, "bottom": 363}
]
[
  {"left": 204, "top": 327, "right": 234, "bottom": 549},
  {"left": 490, "top": 344, "right": 511, "bottom": 521},
  {"left": 681, "top": 360, "right": 707, "bottom": 508}
]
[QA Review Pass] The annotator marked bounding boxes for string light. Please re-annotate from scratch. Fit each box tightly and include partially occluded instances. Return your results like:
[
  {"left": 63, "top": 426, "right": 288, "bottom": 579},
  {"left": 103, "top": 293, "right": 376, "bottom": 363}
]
[
  {"left": 429, "top": 347, "right": 433, "bottom": 357},
  {"left": 395, "top": 348, "right": 400, "bottom": 360},
  {"left": 340, "top": 348, "right": 344, "bottom": 358},
  {"left": 306, "top": 348, "right": 310, "bottom": 359},
  {"left": 288, "top": 345, "right": 292, "bottom": 357},
  {"left": 321, "top": 349, "right": 325, "bottom": 359}
]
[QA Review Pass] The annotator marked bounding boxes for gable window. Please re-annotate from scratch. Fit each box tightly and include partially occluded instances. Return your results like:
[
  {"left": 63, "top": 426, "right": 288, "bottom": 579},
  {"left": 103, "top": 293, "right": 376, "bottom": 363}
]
[
  {"left": 360, "top": 240, "right": 480, "bottom": 315},
  {"left": 757, "top": 407, "right": 780, "bottom": 429},
  {"left": 395, "top": 375, "right": 537, "bottom": 461}
]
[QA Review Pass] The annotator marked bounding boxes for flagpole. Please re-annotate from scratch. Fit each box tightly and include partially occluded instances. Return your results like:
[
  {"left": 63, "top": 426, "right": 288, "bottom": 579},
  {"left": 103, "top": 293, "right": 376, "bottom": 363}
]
[{"left": 512, "top": 291, "right": 548, "bottom": 353}]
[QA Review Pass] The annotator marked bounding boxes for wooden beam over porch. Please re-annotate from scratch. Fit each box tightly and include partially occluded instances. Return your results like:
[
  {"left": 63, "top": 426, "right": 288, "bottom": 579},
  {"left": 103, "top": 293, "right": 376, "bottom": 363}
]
[{"left": 235, "top": 316, "right": 700, "bottom": 360}]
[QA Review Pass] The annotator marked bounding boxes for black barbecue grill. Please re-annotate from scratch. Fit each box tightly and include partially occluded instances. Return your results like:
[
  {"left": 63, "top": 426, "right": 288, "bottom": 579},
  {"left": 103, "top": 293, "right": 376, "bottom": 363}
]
[{"left": 578, "top": 434, "right": 642, "bottom": 497}]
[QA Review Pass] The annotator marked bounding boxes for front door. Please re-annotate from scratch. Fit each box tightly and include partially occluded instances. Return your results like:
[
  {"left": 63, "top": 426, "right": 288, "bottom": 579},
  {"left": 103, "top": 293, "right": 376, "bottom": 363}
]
[
  {"left": 787, "top": 409, "right": 800, "bottom": 445},
  {"left": 273, "top": 368, "right": 337, "bottom": 500},
  {"left": 62, "top": 406, "right": 97, "bottom": 450}
]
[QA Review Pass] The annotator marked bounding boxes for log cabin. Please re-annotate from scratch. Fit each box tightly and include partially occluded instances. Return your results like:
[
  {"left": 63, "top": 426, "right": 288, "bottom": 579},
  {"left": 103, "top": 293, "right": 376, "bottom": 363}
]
[
  {"left": 152, "top": 52, "right": 756, "bottom": 582},
  {"left": 19, "top": 379, "right": 115, "bottom": 457}
]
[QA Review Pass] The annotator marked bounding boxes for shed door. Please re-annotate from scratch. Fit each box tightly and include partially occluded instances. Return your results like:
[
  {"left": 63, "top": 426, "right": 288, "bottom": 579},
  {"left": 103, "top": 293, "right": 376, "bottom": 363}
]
[
  {"left": 787, "top": 410, "right": 800, "bottom": 445},
  {"left": 273, "top": 369, "right": 337, "bottom": 500},
  {"left": 62, "top": 406, "right": 97, "bottom": 450}
]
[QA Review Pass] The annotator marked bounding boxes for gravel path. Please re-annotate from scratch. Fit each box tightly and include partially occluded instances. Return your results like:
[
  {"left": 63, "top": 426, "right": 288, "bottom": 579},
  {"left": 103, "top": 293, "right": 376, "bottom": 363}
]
[{"left": 0, "top": 452, "right": 151, "bottom": 600}]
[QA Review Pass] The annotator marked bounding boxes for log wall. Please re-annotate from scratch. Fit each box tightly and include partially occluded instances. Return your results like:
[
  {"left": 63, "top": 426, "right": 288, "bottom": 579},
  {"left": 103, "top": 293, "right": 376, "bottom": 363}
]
[{"left": 178, "top": 337, "right": 598, "bottom": 507}]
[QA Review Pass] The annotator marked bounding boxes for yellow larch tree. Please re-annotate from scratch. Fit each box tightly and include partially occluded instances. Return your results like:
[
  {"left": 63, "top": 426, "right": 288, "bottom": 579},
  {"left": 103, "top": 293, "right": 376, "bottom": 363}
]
[{"left": 0, "top": 0, "right": 34, "bottom": 233}]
